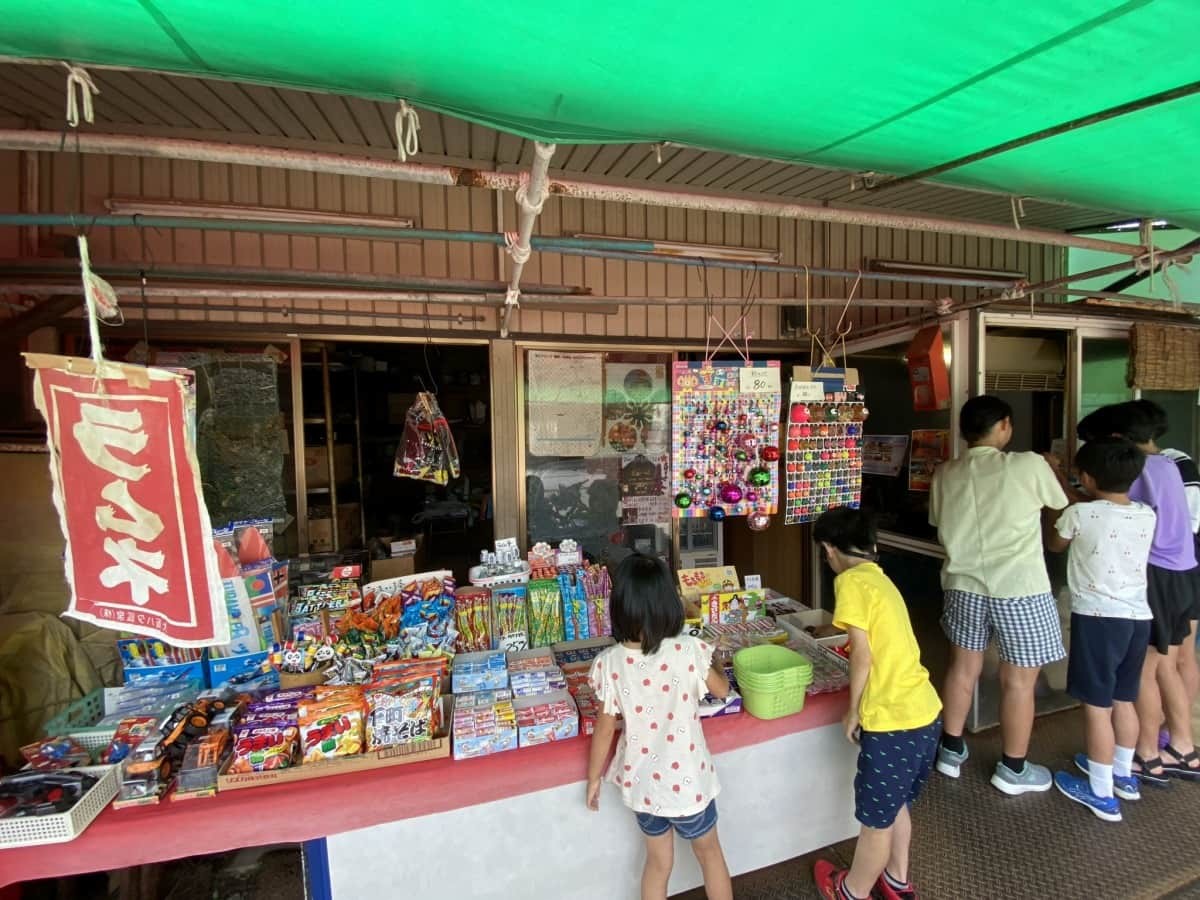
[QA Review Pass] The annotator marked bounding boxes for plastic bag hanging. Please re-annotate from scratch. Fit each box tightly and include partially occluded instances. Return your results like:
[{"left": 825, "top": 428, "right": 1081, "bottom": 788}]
[{"left": 393, "top": 392, "right": 461, "bottom": 485}]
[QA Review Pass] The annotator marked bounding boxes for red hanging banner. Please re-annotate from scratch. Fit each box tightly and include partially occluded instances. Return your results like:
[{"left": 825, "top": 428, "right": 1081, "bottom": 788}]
[{"left": 26, "top": 354, "right": 229, "bottom": 647}]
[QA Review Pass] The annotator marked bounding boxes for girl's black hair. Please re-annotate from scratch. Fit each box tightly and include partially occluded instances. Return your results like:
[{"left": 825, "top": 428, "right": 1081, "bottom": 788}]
[
  {"left": 812, "top": 506, "right": 877, "bottom": 555},
  {"left": 610, "top": 553, "right": 684, "bottom": 655}
]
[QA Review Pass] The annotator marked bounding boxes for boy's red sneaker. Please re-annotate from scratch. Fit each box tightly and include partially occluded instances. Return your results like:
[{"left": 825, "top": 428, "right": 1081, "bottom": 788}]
[
  {"left": 875, "top": 872, "right": 917, "bottom": 900},
  {"left": 814, "top": 859, "right": 852, "bottom": 900}
]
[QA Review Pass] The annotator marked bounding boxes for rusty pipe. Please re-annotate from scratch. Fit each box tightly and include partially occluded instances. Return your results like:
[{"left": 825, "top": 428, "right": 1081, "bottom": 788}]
[{"left": 0, "top": 129, "right": 1144, "bottom": 257}]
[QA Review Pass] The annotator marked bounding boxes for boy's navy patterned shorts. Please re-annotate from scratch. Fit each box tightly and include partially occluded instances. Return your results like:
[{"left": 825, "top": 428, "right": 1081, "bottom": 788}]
[{"left": 855, "top": 717, "right": 941, "bottom": 829}]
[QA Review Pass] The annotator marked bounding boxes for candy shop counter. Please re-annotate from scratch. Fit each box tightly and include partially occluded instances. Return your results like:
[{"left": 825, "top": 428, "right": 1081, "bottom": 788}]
[{"left": 1, "top": 691, "right": 856, "bottom": 898}]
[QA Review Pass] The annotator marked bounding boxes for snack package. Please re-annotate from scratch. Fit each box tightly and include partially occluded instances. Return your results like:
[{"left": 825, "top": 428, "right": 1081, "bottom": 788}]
[
  {"left": 20, "top": 736, "right": 91, "bottom": 770},
  {"left": 454, "top": 586, "right": 492, "bottom": 653},
  {"left": 527, "top": 575, "right": 564, "bottom": 647},
  {"left": 299, "top": 693, "right": 366, "bottom": 762},
  {"left": 558, "top": 570, "right": 589, "bottom": 642},
  {"left": 452, "top": 650, "right": 508, "bottom": 693},
  {"left": 229, "top": 725, "right": 299, "bottom": 773},
  {"left": 366, "top": 677, "right": 436, "bottom": 748},
  {"left": 451, "top": 690, "right": 517, "bottom": 760},
  {"left": 491, "top": 584, "right": 529, "bottom": 651},
  {"left": 393, "top": 391, "right": 461, "bottom": 486}
]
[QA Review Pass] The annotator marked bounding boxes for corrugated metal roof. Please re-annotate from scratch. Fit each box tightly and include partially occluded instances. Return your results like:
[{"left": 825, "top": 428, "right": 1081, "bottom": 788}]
[{"left": 0, "top": 62, "right": 1125, "bottom": 233}]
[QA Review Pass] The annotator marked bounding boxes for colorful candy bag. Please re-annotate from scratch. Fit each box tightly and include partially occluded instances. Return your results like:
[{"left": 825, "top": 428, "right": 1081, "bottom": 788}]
[
  {"left": 454, "top": 586, "right": 492, "bottom": 652},
  {"left": 229, "top": 725, "right": 299, "bottom": 773},
  {"left": 299, "top": 688, "right": 366, "bottom": 762},
  {"left": 527, "top": 575, "right": 564, "bottom": 648},
  {"left": 393, "top": 392, "right": 461, "bottom": 486},
  {"left": 366, "top": 677, "right": 436, "bottom": 748}
]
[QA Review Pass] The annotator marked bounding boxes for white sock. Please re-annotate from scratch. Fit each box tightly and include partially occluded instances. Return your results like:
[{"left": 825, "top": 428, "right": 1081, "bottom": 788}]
[
  {"left": 1113, "top": 746, "right": 1135, "bottom": 779},
  {"left": 1088, "top": 759, "right": 1114, "bottom": 798}
]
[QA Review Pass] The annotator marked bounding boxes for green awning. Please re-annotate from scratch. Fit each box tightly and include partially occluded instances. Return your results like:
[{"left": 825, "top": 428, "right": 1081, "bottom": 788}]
[{"left": 1, "top": 0, "right": 1198, "bottom": 226}]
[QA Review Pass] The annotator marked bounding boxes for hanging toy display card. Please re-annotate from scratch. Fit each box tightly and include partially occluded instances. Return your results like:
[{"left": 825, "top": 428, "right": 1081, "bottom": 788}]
[
  {"left": 784, "top": 369, "right": 866, "bottom": 525},
  {"left": 671, "top": 361, "right": 782, "bottom": 520}
]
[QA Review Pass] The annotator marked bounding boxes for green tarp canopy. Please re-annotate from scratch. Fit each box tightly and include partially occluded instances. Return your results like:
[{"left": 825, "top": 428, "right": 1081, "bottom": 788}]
[{"left": 1, "top": 0, "right": 1198, "bottom": 226}]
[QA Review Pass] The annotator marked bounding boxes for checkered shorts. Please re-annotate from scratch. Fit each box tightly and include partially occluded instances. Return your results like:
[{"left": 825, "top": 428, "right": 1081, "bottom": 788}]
[{"left": 942, "top": 590, "right": 1066, "bottom": 668}]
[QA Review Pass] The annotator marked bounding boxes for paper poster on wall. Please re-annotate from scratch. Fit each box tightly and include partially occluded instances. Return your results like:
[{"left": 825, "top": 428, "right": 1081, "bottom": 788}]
[
  {"left": 527, "top": 350, "right": 604, "bottom": 457},
  {"left": 671, "top": 361, "right": 782, "bottom": 519},
  {"left": 862, "top": 435, "right": 910, "bottom": 477},
  {"left": 619, "top": 453, "right": 671, "bottom": 525},
  {"left": 603, "top": 362, "right": 670, "bottom": 455},
  {"left": 909, "top": 429, "right": 951, "bottom": 492},
  {"left": 783, "top": 373, "right": 866, "bottom": 525}
]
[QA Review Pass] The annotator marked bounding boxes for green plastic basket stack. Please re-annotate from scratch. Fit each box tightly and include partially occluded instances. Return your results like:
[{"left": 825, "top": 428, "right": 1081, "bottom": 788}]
[{"left": 733, "top": 645, "right": 814, "bottom": 720}]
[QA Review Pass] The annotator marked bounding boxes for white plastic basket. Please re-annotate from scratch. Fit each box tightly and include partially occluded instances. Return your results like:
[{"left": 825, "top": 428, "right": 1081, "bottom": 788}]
[{"left": 0, "top": 765, "right": 120, "bottom": 848}]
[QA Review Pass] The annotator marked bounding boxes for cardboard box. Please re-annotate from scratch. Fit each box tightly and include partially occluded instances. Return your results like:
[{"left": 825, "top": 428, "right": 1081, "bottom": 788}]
[
  {"left": 308, "top": 504, "right": 361, "bottom": 552},
  {"left": 304, "top": 444, "right": 354, "bottom": 489},
  {"left": 371, "top": 555, "right": 415, "bottom": 580},
  {"left": 218, "top": 698, "right": 453, "bottom": 792}
]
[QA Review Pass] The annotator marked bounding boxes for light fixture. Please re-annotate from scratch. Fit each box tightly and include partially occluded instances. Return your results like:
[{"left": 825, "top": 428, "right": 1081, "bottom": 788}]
[
  {"left": 868, "top": 259, "right": 1023, "bottom": 283},
  {"left": 105, "top": 198, "right": 416, "bottom": 230},
  {"left": 572, "top": 234, "right": 780, "bottom": 263},
  {"left": 1103, "top": 219, "right": 1169, "bottom": 232}
]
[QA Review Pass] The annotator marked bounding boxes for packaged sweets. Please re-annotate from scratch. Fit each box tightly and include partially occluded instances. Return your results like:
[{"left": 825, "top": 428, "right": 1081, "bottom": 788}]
[
  {"left": 513, "top": 691, "right": 579, "bottom": 748},
  {"left": 452, "top": 650, "right": 508, "bottom": 693},
  {"left": 229, "top": 725, "right": 299, "bottom": 773},
  {"left": 454, "top": 586, "right": 492, "bottom": 653},
  {"left": 366, "top": 677, "right": 437, "bottom": 748},
  {"left": 299, "top": 691, "right": 366, "bottom": 762},
  {"left": 451, "top": 690, "right": 517, "bottom": 760}
]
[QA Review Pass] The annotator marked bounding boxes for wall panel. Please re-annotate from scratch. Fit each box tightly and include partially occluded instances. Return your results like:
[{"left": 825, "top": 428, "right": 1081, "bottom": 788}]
[{"left": 0, "top": 153, "right": 1065, "bottom": 345}]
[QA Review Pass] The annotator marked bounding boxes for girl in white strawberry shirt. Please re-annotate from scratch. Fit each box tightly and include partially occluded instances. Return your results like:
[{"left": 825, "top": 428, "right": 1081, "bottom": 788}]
[{"left": 586, "top": 553, "right": 733, "bottom": 900}]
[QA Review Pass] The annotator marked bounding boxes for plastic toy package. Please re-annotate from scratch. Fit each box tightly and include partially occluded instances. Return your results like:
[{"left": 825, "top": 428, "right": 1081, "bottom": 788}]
[
  {"left": 101, "top": 717, "right": 159, "bottom": 765},
  {"left": 20, "top": 736, "right": 91, "bottom": 771},
  {"left": 393, "top": 391, "right": 461, "bottom": 486}
]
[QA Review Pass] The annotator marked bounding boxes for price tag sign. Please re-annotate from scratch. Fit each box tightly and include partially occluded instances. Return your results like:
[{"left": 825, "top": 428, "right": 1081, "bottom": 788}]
[
  {"left": 790, "top": 380, "right": 826, "bottom": 404},
  {"left": 499, "top": 631, "right": 529, "bottom": 652},
  {"left": 495, "top": 537, "right": 520, "bottom": 557},
  {"left": 740, "top": 367, "right": 781, "bottom": 395},
  {"left": 744, "top": 575, "right": 763, "bottom": 590},
  {"left": 556, "top": 550, "right": 583, "bottom": 567}
]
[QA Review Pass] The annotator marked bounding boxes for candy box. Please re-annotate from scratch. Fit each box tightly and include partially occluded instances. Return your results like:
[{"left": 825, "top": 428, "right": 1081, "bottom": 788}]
[
  {"left": 506, "top": 647, "right": 555, "bottom": 673},
  {"left": 551, "top": 637, "right": 615, "bottom": 667},
  {"left": 452, "top": 690, "right": 517, "bottom": 760},
  {"left": 513, "top": 691, "right": 579, "bottom": 748},
  {"left": 452, "top": 650, "right": 508, "bottom": 694},
  {"left": 508, "top": 667, "right": 567, "bottom": 699}
]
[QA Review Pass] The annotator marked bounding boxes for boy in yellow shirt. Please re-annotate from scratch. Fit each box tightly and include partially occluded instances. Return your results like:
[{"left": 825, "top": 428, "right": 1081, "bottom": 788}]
[{"left": 812, "top": 507, "right": 943, "bottom": 900}]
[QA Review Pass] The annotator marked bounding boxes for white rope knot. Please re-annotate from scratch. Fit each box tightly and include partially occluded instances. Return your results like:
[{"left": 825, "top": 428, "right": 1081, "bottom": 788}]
[
  {"left": 504, "top": 287, "right": 521, "bottom": 311},
  {"left": 1133, "top": 253, "right": 1153, "bottom": 274},
  {"left": 514, "top": 177, "right": 547, "bottom": 217},
  {"left": 394, "top": 100, "right": 421, "bottom": 162},
  {"left": 504, "top": 231, "right": 532, "bottom": 266},
  {"left": 63, "top": 63, "right": 99, "bottom": 128}
]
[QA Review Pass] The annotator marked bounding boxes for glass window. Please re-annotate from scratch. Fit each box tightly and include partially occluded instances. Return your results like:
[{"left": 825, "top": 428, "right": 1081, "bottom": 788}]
[
  {"left": 846, "top": 332, "right": 953, "bottom": 543},
  {"left": 523, "top": 349, "right": 673, "bottom": 566}
]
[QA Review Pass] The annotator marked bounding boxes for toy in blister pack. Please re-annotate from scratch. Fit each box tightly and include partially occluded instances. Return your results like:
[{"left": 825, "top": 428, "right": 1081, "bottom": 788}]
[
  {"left": 101, "top": 717, "right": 158, "bottom": 764},
  {"left": 20, "top": 736, "right": 90, "bottom": 770},
  {"left": 393, "top": 391, "right": 461, "bottom": 486}
]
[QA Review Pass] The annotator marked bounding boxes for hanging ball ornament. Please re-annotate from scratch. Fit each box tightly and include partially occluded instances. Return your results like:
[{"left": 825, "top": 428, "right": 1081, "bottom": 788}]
[
  {"left": 747, "top": 512, "right": 772, "bottom": 532},
  {"left": 739, "top": 434, "right": 760, "bottom": 453},
  {"left": 674, "top": 492, "right": 693, "bottom": 509},
  {"left": 746, "top": 490, "right": 760, "bottom": 503},
  {"left": 683, "top": 468, "right": 698, "bottom": 480},
  {"left": 734, "top": 449, "right": 749, "bottom": 462},
  {"left": 761, "top": 445, "right": 781, "bottom": 463},
  {"left": 701, "top": 485, "right": 713, "bottom": 497},
  {"left": 709, "top": 506, "right": 727, "bottom": 522},
  {"left": 748, "top": 466, "right": 771, "bottom": 487},
  {"left": 719, "top": 484, "right": 744, "bottom": 504},
  {"left": 716, "top": 420, "right": 729, "bottom": 432}
]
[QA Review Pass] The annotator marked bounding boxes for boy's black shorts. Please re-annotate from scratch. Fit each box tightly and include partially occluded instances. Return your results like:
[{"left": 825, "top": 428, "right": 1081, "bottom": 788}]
[
  {"left": 1146, "top": 564, "right": 1194, "bottom": 652},
  {"left": 1067, "top": 614, "right": 1151, "bottom": 708}
]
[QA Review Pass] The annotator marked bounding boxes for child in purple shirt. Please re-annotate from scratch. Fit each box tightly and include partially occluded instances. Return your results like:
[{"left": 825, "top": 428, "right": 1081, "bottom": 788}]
[{"left": 1106, "top": 403, "right": 1200, "bottom": 782}]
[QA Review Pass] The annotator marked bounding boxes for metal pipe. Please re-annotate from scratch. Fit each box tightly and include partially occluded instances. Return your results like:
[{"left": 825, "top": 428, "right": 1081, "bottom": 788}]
[
  {"left": 0, "top": 129, "right": 1144, "bottom": 257},
  {"left": 502, "top": 142, "right": 556, "bottom": 338},
  {"left": 1104, "top": 236, "right": 1200, "bottom": 293},
  {"left": 0, "top": 215, "right": 1018, "bottom": 289},
  {"left": 869, "top": 80, "right": 1200, "bottom": 195},
  {"left": 0, "top": 282, "right": 931, "bottom": 309},
  {"left": 0, "top": 258, "right": 587, "bottom": 296}
]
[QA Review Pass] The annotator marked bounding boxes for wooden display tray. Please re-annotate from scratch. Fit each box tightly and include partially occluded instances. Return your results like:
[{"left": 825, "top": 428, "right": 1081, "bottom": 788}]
[{"left": 217, "top": 735, "right": 450, "bottom": 791}]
